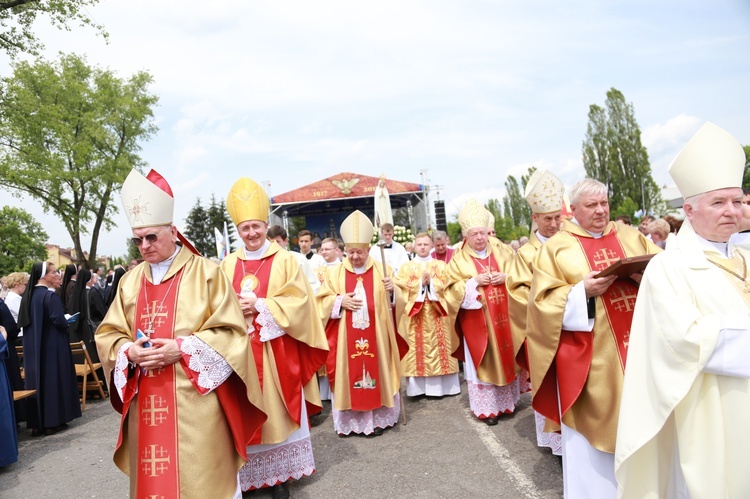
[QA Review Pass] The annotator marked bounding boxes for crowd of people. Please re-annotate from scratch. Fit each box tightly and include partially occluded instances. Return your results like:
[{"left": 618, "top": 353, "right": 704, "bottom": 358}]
[{"left": 1, "top": 121, "right": 749, "bottom": 498}]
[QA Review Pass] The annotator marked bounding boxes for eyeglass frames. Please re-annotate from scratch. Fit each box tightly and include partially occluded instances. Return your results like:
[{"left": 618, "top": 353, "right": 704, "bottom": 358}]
[{"left": 131, "top": 227, "right": 169, "bottom": 247}]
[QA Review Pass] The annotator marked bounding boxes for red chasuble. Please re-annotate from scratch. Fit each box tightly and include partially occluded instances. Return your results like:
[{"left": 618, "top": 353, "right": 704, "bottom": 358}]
[
  {"left": 456, "top": 254, "right": 515, "bottom": 383},
  {"left": 133, "top": 270, "right": 184, "bottom": 498},
  {"left": 541, "top": 230, "right": 637, "bottom": 423}
]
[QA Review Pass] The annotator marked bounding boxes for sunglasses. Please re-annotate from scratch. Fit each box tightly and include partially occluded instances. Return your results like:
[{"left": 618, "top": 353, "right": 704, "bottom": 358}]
[{"left": 131, "top": 227, "right": 168, "bottom": 247}]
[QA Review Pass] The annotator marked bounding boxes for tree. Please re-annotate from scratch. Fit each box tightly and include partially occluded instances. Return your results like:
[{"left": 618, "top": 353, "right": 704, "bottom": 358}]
[
  {"left": 582, "top": 88, "right": 662, "bottom": 215},
  {"left": 742, "top": 145, "right": 750, "bottom": 189},
  {"left": 0, "top": 205, "right": 48, "bottom": 275},
  {"left": 183, "top": 197, "right": 213, "bottom": 257},
  {"left": 206, "top": 194, "right": 236, "bottom": 248},
  {"left": 0, "top": 0, "right": 107, "bottom": 58},
  {"left": 0, "top": 53, "right": 158, "bottom": 269},
  {"left": 124, "top": 237, "right": 140, "bottom": 263}
]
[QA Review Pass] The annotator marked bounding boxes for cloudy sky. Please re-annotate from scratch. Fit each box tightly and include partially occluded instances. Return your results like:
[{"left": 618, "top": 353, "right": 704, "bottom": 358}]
[{"left": 2, "top": 0, "right": 749, "bottom": 257}]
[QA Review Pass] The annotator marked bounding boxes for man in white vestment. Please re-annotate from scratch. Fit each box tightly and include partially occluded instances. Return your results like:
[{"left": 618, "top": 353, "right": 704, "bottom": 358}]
[
  {"left": 268, "top": 225, "right": 321, "bottom": 294},
  {"left": 615, "top": 122, "right": 750, "bottom": 498},
  {"left": 369, "top": 223, "right": 410, "bottom": 276}
]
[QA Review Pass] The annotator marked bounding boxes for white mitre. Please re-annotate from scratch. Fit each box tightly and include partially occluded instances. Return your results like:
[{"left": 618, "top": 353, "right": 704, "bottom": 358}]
[
  {"left": 120, "top": 169, "right": 174, "bottom": 229},
  {"left": 669, "top": 122, "right": 745, "bottom": 199},
  {"left": 341, "top": 210, "right": 375, "bottom": 250},
  {"left": 524, "top": 170, "right": 565, "bottom": 213}
]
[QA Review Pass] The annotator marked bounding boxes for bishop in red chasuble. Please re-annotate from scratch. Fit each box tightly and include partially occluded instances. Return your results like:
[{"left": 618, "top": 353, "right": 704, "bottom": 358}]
[
  {"left": 222, "top": 177, "right": 328, "bottom": 496},
  {"left": 316, "top": 210, "right": 408, "bottom": 437}
]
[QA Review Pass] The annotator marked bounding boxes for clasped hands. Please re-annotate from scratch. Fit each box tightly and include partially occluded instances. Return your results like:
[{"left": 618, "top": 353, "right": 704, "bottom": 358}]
[
  {"left": 474, "top": 272, "right": 506, "bottom": 287},
  {"left": 341, "top": 278, "right": 394, "bottom": 311},
  {"left": 128, "top": 336, "right": 182, "bottom": 370},
  {"left": 238, "top": 293, "right": 258, "bottom": 318}
]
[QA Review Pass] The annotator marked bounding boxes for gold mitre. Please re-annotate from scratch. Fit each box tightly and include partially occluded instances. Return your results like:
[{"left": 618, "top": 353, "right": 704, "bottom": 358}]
[
  {"left": 486, "top": 209, "right": 495, "bottom": 229},
  {"left": 120, "top": 169, "right": 174, "bottom": 229},
  {"left": 458, "top": 199, "right": 489, "bottom": 232},
  {"left": 340, "top": 210, "right": 374, "bottom": 249},
  {"left": 226, "top": 177, "right": 270, "bottom": 225},
  {"left": 524, "top": 170, "right": 564, "bottom": 214},
  {"left": 669, "top": 122, "right": 745, "bottom": 199}
]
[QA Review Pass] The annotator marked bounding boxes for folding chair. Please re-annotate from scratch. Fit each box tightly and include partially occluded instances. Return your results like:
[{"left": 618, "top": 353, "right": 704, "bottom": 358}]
[{"left": 69, "top": 341, "right": 108, "bottom": 410}]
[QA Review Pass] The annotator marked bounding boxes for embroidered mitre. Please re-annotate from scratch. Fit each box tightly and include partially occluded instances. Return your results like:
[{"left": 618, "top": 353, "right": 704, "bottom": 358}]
[
  {"left": 227, "top": 177, "right": 270, "bottom": 225},
  {"left": 458, "top": 199, "right": 489, "bottom": 232},
  {"left": 120, "top": 169, "right": 175, "bottom": 229},
  {"left": 524, "top": 170, "right": 565, "bottom": 214}
]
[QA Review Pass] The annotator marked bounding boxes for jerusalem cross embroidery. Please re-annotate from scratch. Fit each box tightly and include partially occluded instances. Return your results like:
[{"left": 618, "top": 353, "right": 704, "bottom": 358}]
[
  {"left": 593, "top": 248, "right": 620, "bottom": 270},
  {"left": 141, "top": 444, "right": 170, "bottom": 477},
  {"left": 608, "top": 285, "right": 637, "bottom": 313}
]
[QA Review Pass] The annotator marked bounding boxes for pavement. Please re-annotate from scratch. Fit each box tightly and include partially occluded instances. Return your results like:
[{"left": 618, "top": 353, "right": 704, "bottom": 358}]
[{"left": 0, "top": 383, "right": 563, "bottom": 498}]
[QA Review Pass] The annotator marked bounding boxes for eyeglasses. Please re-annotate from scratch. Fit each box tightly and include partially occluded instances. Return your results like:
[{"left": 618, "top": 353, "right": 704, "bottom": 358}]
[{"left": 131, "top": 227, "right": 168, "bottom": 247}]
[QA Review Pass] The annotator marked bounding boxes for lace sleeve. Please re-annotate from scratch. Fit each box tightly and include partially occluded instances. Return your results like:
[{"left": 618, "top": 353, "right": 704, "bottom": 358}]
[
  {"left": 179, "top": 335, "right": 233, "bottom": 393},
  {"left": 461, "top": 278, "right": 483, "bottom": 310},
  {"left": 255, "top": 298, "right": 286, "bottom": 342}
]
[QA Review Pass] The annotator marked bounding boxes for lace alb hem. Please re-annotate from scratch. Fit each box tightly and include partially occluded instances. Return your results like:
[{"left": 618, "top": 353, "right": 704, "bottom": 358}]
[
  {"left": 333, "top": 394, "right": 400, "bottom": 435},
  {"left": 535, "top": 410, "right": 562, "bottom": 455},
  {"left": 467, "top": 379, "right": 520, "bottom": 418},
  {"left": 255, "top": 299, "right": 285, "bottom": 342},
  {"left": 238, "top": 436, "right": 315, "bottom": 491},
  {"left": 180, "top": 335, "right": 232, "bottom": 392},
  {"left": 114, "top": 342, "right": 133, "bottom": 400},
  {"left": 461, "top": 278, "right": 482, "bottom": 309}
]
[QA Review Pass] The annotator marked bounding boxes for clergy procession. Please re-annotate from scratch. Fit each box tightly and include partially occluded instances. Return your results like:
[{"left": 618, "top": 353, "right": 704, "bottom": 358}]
[{"left": 2, "top": 120, "right": 750, "bottom": 499}]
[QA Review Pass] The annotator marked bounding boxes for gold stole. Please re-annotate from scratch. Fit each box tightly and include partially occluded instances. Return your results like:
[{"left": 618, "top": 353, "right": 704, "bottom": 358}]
[{"left": 134, "top": 269, "right": 184, "bottom": 498}]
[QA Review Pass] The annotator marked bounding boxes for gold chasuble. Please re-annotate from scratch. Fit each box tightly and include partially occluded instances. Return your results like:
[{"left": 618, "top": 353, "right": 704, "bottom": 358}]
[
  {"left": 316, "top": 257, "right": 408, "bottom": 412},
  {"left": 96, "top": 246, "right": 267, "bottom": 499},
  {"left": 506, "top": 230, "right": 542, "bottom": 370},
  {"left": 527, "top": 220, "right": 659, "bottom": 453},
  {"left": 221, "top": 244, "right": 328, "bottom": 445},
  {"left": 393, "top": 258, "right": 458, "bottom": 378},
  {"left": 444, "top": 241, "right": 517, "bottom": 386}
]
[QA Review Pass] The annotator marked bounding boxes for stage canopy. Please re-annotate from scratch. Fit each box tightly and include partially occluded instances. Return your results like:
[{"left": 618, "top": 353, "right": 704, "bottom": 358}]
[{"left": 269, "top": 172, "right": 428, "bottom": 240}]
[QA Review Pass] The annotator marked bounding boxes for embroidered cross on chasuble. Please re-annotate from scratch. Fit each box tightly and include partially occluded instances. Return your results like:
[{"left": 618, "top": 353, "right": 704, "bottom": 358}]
[
  {"left": 456, "top": 253, "right": 515, "bottom": 384},
  {"left": 133, "top": 269, "right": 184, "bottom": 498}
]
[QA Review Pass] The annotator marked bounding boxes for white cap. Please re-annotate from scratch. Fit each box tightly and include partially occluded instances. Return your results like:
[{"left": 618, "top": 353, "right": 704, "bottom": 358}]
[{"left": 669, "top": 122, "right": 745, "bottom": 199}]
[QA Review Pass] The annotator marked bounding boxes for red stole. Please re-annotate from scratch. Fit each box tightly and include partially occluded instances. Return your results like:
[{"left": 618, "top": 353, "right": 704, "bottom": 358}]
[
  {"left": 456, "top": 254, "right": 515, "bottom": 383},
  {"left": 134, "top": 269, "right": 184, "bottom": 498},
  {"left": 538, "top": 230, "right": 637, "bottom": 423},
  {"left": 344, "top": 269, "right": 383, "bottom": 411},
  {"left": 232, "top": 255, "right": 323, "bottom": 439}
]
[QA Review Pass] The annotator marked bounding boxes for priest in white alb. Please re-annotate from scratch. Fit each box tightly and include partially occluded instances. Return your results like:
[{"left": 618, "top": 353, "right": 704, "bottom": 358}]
[{"left": 615, "top": 122, "right": 750, "bottom": 498}]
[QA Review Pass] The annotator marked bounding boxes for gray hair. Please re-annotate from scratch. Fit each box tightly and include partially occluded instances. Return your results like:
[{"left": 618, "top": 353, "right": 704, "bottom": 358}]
[
  {"left": 569, "top": 178, "right": 608, "bottom": 205},
  {"left": 432, "top": 230, "right": 449, "bottom": 241},
  {"left": 649, "top": 219, "right": 671, "bottom": 239}
]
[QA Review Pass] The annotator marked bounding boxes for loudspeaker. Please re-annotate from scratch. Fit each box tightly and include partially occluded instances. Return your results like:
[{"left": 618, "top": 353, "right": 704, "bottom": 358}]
[{"left": 434, "top": 200, "right": 447, "bottom": 231}]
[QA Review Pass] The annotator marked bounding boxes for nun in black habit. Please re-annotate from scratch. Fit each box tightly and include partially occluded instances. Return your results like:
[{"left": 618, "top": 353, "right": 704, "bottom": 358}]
[{"left": 17, "top": 262, "right": 81, "bottom": 436}]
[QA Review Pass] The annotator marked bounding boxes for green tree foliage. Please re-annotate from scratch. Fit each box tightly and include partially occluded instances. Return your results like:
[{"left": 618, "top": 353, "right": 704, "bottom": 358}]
[
  {"left": 0, "top": 205, "right": 48, "bottom": 275},
  {"left": 582, "top": 88, "right": 662, "bottom": 216},
  {"left": 743, "top": 145, "right": 750, "bottom": 190},
  {"left": 183, "top": 198, "right": 212, "bottom": 256},
  {"left": 446, "top": 219, "right": 462, "bottom": 244},
  {"left": 182, "top": 195, "right": 236, "bottom": 257},
  {"left": 0, "top": 53, "right": 158, "bottom": 269},
  {"left": 0, "top": 0, "right": 107, "bottom": 58},
  {"left": 124, "top": 237, "right": 141, "bottom": 263},
  {"left": 611, "top": 196, "right": 639, "bottom": 221}
]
